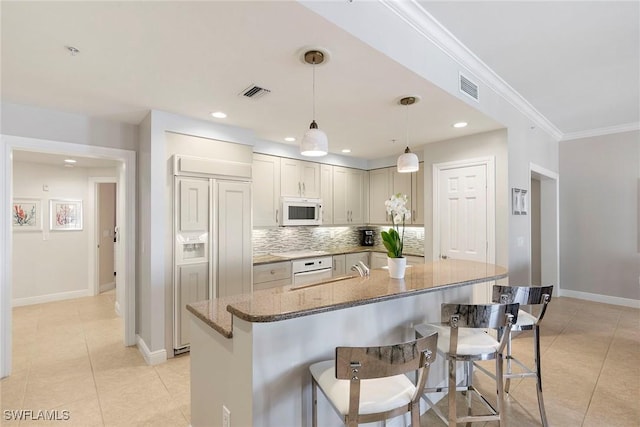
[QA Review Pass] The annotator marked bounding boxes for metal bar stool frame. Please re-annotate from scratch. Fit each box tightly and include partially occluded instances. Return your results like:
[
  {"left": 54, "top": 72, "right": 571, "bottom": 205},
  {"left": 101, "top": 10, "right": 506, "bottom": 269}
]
[
  {"left": 310, "top": 332, "right": 438, "bottom": 427},
  {"left": 415, "top": 303, "right": 519, "bottom": 427},
  {"left": 479, "top": 284, "right": 553, "bottom": 426}
]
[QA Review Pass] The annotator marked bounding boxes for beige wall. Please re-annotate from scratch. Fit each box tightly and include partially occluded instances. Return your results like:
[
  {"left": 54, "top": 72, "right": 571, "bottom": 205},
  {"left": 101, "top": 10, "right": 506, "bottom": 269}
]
[
  {"left": 98, "top": 183, "right": 116, "bottom": 290},
  {"left": 422, "top": 129, "right": 509, "bottom": 268},
  {"left": 560, "top": 130, "right": 640, "bottom": 301}
]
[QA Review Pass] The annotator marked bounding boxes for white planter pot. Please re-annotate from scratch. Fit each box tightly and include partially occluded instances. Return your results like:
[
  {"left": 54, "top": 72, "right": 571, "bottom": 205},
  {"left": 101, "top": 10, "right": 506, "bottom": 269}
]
[{"left": 387, "top": 256, "right": 407, "bottom": 279}]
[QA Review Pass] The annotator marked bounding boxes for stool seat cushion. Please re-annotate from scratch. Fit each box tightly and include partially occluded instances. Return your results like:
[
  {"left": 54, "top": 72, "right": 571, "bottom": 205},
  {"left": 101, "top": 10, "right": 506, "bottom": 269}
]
[
  {"left": 309, "top": 360, "right": 416, "bottom": 416},
  {"left": 415, "top": 323, "right": 500, "bottom": 356},
  {"left": 514, "top": 309, "right": 536, "bottom": 327}
]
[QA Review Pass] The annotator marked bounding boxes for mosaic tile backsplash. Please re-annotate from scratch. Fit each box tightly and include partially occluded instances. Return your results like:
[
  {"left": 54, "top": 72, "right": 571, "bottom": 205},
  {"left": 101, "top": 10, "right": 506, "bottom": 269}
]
[{"left": 252, "top": 226, "right": 425, "bottom": 256}]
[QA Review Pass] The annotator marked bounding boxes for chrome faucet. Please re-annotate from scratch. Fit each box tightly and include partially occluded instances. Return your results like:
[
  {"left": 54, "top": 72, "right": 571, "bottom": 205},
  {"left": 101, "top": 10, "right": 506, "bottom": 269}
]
[
  {"left": 358, "top": 261, "right": 370, "bottom": 276},
  {"left": 351, "top": 261, "right": 370, "bottom": 277},
  {"left": 351, "top": 264, "right": 364, "bottom": 277}
]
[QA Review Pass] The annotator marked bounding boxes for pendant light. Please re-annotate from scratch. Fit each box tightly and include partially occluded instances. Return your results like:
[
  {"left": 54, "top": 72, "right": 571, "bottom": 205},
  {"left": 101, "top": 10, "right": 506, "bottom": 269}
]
[
  {"left": 300, "top": 50, "right": 328, "bottom": 157},
  {"left": 397, "top": 96, "right": 419, "bottom": 173}
]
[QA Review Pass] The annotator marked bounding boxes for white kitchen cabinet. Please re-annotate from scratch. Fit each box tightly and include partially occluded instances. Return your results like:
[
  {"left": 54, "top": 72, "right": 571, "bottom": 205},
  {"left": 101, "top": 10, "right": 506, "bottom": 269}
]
[
  {"left": 281, "top": 158, "right": 321, "bottom": 198},
  {"left": 333, "top": 166, "right": 365, "bottom": 224},
  {"left": 252, "top": 154, "right": 281, "bottom": 227},
  {"left": 387, "top": 162, "right": 424, "bottom": 225},
  {"left": 320, "top": 164, "right": 333, "bottom": 225},
  {"left": 369, "top": 168, "right": 392, "bottom": 224},
  {"left": 178, "top": 178, "right": 209, "bottom": 232},
  {"left": 332, "top": 254, "right": 346, "bottom": 276},
  {"left": 176, "top": 262, "right": 208, "bottom": 348},
  {"left": 345, "top": 252, "right": 370, "bottom": 271},
  {"left": 253, "top": 261, "right": 292, "bottom": 291},
  {"left": 217, "top": 181, "right": 252, "bottom": 297}
]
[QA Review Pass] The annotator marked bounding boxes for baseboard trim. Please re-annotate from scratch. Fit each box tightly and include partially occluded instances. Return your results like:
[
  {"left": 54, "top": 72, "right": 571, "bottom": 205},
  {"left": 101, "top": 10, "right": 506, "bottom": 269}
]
[
  {"left": 99, "top": 282, "right": 116, "bottom": 293},
  {"left": 559, "top": 289, "right": 640, "bottom": 309},
  {"left": 12, "top": 289, "right": 89, "bottom": 307},
  {"left": 136, "top": 335, "right": 167, "bottom": 366}
]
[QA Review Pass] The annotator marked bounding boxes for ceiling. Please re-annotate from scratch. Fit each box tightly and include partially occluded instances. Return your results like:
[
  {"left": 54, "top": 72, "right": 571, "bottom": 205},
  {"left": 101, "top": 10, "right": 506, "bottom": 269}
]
[{"left": 2, "top": 1, "right": 637, "bottom": 162}]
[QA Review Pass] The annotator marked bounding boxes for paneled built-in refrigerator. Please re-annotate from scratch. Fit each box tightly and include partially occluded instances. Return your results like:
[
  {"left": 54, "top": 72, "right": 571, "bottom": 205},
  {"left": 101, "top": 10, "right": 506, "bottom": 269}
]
[{"left": 173, "top": 175, "right": 251, "bottom": 353}]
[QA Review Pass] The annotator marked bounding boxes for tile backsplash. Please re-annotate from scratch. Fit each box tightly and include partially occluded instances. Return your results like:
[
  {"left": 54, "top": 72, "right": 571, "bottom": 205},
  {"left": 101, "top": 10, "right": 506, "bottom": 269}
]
[{"left": 252, "top": 226, "right": 424, "bottom": 256}]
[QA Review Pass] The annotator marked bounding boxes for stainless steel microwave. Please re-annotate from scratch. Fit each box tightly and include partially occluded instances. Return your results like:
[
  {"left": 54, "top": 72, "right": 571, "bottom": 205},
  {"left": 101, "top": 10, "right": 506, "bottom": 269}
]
[{"left": 280, "top": 197, "right": 322, "bottom": 226}]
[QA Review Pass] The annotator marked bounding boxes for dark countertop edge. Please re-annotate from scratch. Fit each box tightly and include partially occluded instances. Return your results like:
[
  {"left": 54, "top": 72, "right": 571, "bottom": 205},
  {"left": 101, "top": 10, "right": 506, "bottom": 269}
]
[
  {"left": 252, "top": 247, "right": 424, "bottom": 265},
  {"left": 226, "top": 272, "right": 508, "bottom": 324},
  {"left": 186, "top": 304, "right": 233, "bottom": 338}
]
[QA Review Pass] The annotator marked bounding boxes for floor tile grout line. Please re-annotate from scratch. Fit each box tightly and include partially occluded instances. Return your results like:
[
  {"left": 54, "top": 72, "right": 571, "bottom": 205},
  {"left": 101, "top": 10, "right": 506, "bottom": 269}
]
[{"left": 579, "top": 311, "right": 622, "bottom": 427}]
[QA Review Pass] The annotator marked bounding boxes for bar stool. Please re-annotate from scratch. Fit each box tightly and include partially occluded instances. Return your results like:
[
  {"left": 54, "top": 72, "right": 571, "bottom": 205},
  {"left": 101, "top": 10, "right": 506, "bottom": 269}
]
[
  {"left": 415, "top": 303, "right": 519, "bottom": 427},
  {"left": 487, "top": 284, "right": 553, "bottom": 426},
  {"left": 309, "top": 332, "right": 438, "bottom": 427}
]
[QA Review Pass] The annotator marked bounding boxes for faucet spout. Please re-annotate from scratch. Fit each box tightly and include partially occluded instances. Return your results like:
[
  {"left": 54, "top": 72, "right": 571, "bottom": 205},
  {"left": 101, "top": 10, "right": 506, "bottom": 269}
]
[
  {"left": 350, "top": 264, "right": 364, "bottom": 277},
  {"left": 358, "top": 261, "right": 370, "bottom": 276}
]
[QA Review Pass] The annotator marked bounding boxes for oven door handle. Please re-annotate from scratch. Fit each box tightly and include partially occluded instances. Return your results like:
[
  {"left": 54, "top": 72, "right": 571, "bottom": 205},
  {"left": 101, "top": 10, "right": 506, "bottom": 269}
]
[{"left": 294, "top": 268, "right": 332, "bottom": 278}]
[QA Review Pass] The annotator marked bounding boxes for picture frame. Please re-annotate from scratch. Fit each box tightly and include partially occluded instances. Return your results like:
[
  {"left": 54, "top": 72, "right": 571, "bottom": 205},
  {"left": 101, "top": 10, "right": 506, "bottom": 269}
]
[
  {"left": 12, "top": 198, "right": 42, "bottom": 231},
  {"left": 519, "top": 189, "right": 528, "bottom": 215},
  {"left": 50, "top": 199, "right": 83, "bottom": 231},
  {"left": 512, "top": 188, "right": 522, "bottom": 215}
]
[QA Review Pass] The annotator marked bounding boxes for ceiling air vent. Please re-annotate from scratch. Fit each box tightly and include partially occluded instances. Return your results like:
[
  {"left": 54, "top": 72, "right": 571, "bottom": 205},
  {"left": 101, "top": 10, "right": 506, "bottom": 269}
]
[
  {"left": 459, "top": 73, "right": 479, "bottom": 102},
  {"left": 239, "top": 84, "right": 271, "bottom": 100}
]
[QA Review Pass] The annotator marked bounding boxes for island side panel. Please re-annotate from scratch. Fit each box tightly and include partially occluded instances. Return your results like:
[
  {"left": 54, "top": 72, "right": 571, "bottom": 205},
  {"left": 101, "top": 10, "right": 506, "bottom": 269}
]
[
  {"left": 250, "top": 284, "right": 473, "bottom": 427},
  {"left": 190, "top": 314, "right": 254, "bottom": 427}
]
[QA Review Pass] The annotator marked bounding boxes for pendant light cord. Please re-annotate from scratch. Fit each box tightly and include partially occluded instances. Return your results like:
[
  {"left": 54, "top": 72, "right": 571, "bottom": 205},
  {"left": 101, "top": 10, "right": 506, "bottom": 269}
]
[
  {"left": 312, "top": 61, "right": 316, "bottom": 120},
  {"left": 405, "top": 101, "right": 409, "bottom": 148}
]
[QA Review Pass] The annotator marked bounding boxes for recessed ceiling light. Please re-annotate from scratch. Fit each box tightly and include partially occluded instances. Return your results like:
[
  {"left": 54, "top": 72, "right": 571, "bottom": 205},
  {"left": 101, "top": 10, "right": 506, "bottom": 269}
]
[
  {"left": 211, "top": 112, "right": 227, "bottom": 119},
  {"left": 341, "top": 149, "right": 351, "bottom": 153},
  {"left": 64, "top": 159, "right": 77, "bottom": 164},
  {"left": 284, "top": 137, "right": 296, "bottom": 142},
  {"left": 453, "top": 122, "right": 468, "bottom": 128}
]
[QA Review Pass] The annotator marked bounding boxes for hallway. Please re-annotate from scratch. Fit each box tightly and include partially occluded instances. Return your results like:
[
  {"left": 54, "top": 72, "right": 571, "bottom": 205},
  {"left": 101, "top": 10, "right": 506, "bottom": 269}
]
[{"left": 1, "top": 291, "right": 189, "bottom": 426}]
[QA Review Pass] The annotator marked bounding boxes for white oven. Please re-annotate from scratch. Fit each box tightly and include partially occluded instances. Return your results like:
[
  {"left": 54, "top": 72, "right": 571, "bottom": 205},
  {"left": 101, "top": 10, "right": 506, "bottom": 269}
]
[
  {"left": 292, "top": 256, "right": 333, "bottom": 286},
  {"left": 281, "top": 197, "right": 322, "bottom": 226}
]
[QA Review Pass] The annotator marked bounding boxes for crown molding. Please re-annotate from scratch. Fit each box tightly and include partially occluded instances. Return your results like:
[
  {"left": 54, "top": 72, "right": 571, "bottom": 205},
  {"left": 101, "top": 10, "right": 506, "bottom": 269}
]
[
  {"left": 561, "top": 122, "right": 640, "bottom": 141},
  {"left": 380, "top": 0, "right": 564, "bottom": 141}
]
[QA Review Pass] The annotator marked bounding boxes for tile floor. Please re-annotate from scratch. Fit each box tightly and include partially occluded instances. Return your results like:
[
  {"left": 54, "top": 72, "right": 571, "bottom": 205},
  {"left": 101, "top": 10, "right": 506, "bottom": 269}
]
[{"left": 1, "top": 293, "right": 638, "bottom": 426}]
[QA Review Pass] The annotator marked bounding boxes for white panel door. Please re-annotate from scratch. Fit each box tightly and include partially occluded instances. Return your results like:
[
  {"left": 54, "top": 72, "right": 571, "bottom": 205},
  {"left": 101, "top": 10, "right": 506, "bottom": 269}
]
[
  {"left": 332, "top": 166, "right": 348, "bottom": 224},
  {"left": 179, "top": 178, "right": 209, "bottom": 232},
  {"left": 346, "top": 169, "right": 365, "bottom": 224},
  {"left": 300, "top": 161, "right": 321, "bottom": 198},
  {"left": 438, "top": 164, "right": 487, "bottom": 262},
  {"left": 412, "top": 165, "right": 424, "bottom": 225},
  {"left": 217, "top": 181, "right": 252, "bottom": 298},
  {"left": 281, "top": 158, "right": 302, "bottom": 197},
  {"left": 369, "top": 168, "right": 391, "bottom": 224}
]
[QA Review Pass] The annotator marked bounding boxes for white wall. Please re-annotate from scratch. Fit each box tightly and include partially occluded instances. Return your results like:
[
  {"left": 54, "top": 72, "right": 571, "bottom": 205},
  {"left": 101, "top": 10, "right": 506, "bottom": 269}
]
[
  {"left": 559, "top": 130, "right": 640, "bottom": 302},
  {"left": 11, "top": 162, "right": 116, "bottom": 305},
  {"left": 12, "top": 162, "right": 90, "bottom": 304}
]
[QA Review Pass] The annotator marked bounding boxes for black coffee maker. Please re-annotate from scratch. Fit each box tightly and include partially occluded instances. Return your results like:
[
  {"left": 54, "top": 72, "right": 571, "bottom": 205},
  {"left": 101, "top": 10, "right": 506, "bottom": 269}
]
[{"left": 361, "top": 229, "right": 374, "bottom": 246}]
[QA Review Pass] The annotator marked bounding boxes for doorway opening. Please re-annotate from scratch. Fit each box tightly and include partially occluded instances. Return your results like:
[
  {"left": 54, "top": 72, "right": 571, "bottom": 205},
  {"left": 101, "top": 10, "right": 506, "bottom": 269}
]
[
  {"left": 1, "top": 135, "right": 136, "bottom": 378},
  {"left": 529, "top": 164, "right": 559, "bottom": 291}
]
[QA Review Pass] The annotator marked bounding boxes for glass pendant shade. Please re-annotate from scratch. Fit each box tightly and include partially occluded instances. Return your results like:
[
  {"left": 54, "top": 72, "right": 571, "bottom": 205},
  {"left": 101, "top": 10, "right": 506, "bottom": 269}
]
[
  {"left": 300, "top": 120, "right": 328, "bottom": 157},
  {"left": 397, "top": 147, "right": 419, "bottom": 173}
]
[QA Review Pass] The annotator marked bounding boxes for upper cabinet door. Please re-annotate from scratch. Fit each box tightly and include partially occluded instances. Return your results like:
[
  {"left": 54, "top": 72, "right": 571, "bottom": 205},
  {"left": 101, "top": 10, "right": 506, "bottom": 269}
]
[
  {"left": 369, "top": 168, "right": 392, "bottom": 224},
  {"left": 332, "top": 166, "right": 349, "bottom": 224},
  {"left": 412, "top": 164, "right": 424, "bottom": 225},
  {"left": 178, "top": 178, "right": 209, "bottom": 232},
  {"left": 320, "top": 164, "right": 333, "bottom": 225},
  {"left": 280, "top": 158, "right": 321, "bottom": 198},
  {"left": 300, "top": 161, "right": 321, "bottom": 198},
  {"left": 347, "top": 168, "right": 365, "bottom": 224},
  {"left": 280, "top": 158, "right": 302, "bottom": 197},
  {"left": 252, "top": 154, "right": 281, "bottom": 227}
]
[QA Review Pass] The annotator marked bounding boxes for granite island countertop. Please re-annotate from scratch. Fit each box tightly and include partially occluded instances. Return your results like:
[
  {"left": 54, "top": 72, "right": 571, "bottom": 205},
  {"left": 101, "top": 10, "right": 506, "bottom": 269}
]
[
  {"left": 252, "top": 245, "right": 424, "bottom": 265},
  {"left": 187, "top": 259, "right": 507, "bottom": 339}
]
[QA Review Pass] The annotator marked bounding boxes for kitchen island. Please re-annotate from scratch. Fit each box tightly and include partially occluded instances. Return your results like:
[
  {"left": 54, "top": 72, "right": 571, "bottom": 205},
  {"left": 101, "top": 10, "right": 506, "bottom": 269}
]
[{"left": 187, "top": 259, "right": 507, "bottom": 427}]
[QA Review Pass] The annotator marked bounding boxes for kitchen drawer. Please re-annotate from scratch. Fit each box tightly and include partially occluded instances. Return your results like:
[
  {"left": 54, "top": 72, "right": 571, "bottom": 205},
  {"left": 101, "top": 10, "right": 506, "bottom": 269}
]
[
  {"left": 253, "top": 261, "right": 292, "bottom": 284},
  {"left": 253, "top": 277, "right": 292, "bottom": 291}
]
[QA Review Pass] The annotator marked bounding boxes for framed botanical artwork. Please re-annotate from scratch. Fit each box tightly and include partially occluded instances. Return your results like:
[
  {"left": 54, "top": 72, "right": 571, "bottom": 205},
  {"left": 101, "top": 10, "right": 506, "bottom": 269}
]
[
  {"left": 50, "top": 199, "right": 83, "bottom": 231},
  {"left": 512, "top": 188, "right": 522, "bottom": 215},
  {"left": 519, "top": 189, "right": 528, "bottom": 215},
  {"left": 12, "top": 198, "right": 42, "bottom": 231}
]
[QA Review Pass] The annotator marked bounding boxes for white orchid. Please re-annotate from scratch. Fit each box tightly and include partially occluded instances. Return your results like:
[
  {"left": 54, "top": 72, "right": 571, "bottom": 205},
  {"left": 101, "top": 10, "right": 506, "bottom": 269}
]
[{"left": 381, "top": 193, "right": 410, "bottom": 258}]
